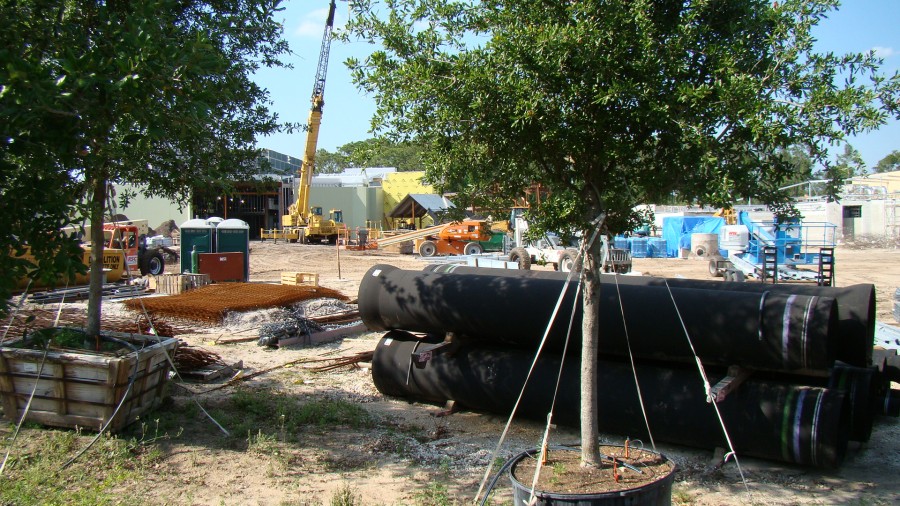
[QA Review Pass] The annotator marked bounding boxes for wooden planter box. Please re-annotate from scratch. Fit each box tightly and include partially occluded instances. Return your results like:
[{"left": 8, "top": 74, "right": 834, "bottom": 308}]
[{"left": 0, "top": 330, "right": 178, "bottom": 432}]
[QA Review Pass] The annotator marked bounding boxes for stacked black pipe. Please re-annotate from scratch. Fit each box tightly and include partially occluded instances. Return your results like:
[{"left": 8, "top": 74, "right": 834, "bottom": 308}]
[{"left": 359, "top": 264, "right": 895, "bottom": 468}]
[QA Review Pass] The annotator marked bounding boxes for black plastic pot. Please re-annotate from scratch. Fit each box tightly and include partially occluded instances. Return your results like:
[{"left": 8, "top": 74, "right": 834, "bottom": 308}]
[{"left": 508, "top": 447, "right": 675, "bottom": 506}]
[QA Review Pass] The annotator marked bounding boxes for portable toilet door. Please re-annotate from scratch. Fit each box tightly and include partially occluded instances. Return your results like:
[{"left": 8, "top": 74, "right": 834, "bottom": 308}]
[
  {"left": 215, "top": 218, "right": 250, "bottom": 281},
  {"left": 179, "top": 219, "right": 213, "bottom": 273}
]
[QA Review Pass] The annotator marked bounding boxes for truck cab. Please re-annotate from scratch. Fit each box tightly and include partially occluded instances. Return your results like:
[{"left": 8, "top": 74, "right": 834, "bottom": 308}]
[{"left": 101, "top": 224, "right": 165, "bottom": 276}]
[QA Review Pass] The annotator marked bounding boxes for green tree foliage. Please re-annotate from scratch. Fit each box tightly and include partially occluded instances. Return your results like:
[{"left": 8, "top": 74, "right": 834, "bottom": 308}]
[
  {"left": 781, "top": 145, "right": 815, "bottom": 181},
  {"left": 344, "top": 0, "right": 900, "bottom": 470},
  {"left": 1, "top": 1, "right": 291, "bottom": 326},
  {"left": 874, "top": 150, "right": 900, "bottom": 173},
  {"left": 316, "top": 138, "right": 426, "bottom": 173},
  {"left": 814, "top": 143, "right": 866, "bottom": 198},
  {"left": 315, "top": 147, "right": 350, "bottom": 174}
]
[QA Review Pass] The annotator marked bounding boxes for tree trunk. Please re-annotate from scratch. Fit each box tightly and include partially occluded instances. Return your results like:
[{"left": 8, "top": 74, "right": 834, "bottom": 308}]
[
  {"left": 85, "top": 175, "right": 107, "bottom": 338},
  {"left": 579, "top": 229, "right": 604, "bottom": 468}
]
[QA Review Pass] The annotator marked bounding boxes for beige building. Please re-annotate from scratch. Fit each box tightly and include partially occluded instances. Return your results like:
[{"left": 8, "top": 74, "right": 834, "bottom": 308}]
[{"left": 792, "top": 171, "right": 900, "bottom": 241}]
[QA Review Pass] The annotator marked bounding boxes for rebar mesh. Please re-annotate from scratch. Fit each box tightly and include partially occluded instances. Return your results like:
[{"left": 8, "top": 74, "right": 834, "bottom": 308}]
[{"left": 123, "top": 283, "right": 348, "bottom": 323}]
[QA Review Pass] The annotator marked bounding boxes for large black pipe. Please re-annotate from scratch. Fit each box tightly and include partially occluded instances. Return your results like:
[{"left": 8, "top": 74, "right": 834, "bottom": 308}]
[
  {"left": 360, "top": 264, "right": 839, "bottom": 373},
  {"left": 426, "top": 265, "right": 875, "bottom": 368},
  {"left": 372, "top": 330, "right": 851, "bottom": 468},
  {"left": 821, "top": 365, "right": 880, "bottom": 442}
]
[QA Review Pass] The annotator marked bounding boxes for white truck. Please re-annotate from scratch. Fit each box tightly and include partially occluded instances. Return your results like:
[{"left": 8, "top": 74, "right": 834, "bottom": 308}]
[
  {"left": 508, "top": 231, "right": 581, "bottom": 272},
  {"left": 507, "top": 208, "right": 632, "bottom": 273}
]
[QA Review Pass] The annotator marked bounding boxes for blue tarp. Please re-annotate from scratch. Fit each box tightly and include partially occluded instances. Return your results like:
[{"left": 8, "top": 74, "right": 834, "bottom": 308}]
[{"left": 661, "top": 216, "right": 725, "bottom": 257}]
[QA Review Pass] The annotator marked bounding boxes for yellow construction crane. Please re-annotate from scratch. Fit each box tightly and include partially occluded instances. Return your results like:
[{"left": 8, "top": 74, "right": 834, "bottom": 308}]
[{"left": 267, "top": 0, "right": 346, "bottom": 243}]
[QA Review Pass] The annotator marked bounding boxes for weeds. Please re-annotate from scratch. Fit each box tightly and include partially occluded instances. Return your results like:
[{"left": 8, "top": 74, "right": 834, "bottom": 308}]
[
  {"left": 329, "top": 483, "right": 362, "bottom": 506},
  {"left": 672, "top": 486, "right": 695, "bottom": 505},
  {"left": 0, "top": 427, "right": 147, "bottom": 505},
  {"left": 411, "top": 483, "right": 459, "bottom": 506},
  {"left": 219, "top": 388, "right": 372, "bottom": 439}
]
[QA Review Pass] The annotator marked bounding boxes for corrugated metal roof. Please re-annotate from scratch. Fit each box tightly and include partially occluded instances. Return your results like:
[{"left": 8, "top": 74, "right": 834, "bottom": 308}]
[{"left": 388, "top": 193, "right": 454, "bottom": 219}]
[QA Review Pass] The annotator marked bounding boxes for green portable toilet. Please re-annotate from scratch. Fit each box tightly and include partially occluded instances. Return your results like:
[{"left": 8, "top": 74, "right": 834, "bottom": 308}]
[
  {"left": 180, "top": 219, "right": 213, "bottom": 273},
  {"left": 216, "top": 218, "right": 250, "bottom": 281}
]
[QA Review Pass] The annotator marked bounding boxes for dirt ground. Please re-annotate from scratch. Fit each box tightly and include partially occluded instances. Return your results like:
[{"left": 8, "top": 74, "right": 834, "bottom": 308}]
[{"left": 9, "top": 242, "right": 900, "bottom": 504}]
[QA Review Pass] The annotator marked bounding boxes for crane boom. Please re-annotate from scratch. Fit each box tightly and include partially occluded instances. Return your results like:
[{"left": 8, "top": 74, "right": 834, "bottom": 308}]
[
  {"left": 280, "top": 0, "right": 345, "bottom": 243},
  {"left": 295, "top": 0, "right": 336, "bottom": 219}
]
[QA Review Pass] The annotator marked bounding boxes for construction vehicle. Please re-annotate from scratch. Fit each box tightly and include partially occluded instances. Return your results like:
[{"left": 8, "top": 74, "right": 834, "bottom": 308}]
[
  {"left": 415, "top": 220, "right": 505, "bottom": 257},
  {"left": 14, "top": 246, "right": 127, "bottom": 289},
  {"left": 97, "top": 223, "right": 166, "bottom": 276},
  {"left": 506, "top": 207, "right": 583, "bottom": 272},
  {"left": 13, "top": 220, "right": 164, "bottom": 289},
  {"left": 708, "top": 211, "right": 836, "bottom": 285},
  {"left": 262, "top": 0, "right": 346, "bottom": 244},
  {"left": 713, "top": 207, "right": 738, "bottom": 225}
]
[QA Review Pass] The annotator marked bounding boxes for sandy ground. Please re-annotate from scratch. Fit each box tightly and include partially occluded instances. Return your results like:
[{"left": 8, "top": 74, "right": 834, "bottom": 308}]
[{"left": 10, "top": 242, "right": 900, "bottom": 504}]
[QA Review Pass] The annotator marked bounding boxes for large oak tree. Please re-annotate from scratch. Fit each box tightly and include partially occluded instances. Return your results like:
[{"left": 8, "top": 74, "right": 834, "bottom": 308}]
[
  {"left": 1, "top": 0, "right": 292, "bottom": 331},
  {"left": 343, "top": 0, "right": 900, "bottom": 468}
]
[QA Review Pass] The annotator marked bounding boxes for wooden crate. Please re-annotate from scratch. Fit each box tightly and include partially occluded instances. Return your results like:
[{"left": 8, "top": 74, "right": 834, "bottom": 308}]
[
  {"left": 280, "top": 271, "right": 319, "bottom": 287},
  {"left": 156, "top": 273, "right": 211, "bottom": 295},
  {"left": 0, "top": 331, "right": 178, "bottom": 432}
]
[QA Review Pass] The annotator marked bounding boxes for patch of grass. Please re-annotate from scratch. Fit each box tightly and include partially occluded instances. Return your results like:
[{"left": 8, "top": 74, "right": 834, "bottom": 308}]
[
  {"left": 411, "top": 483, "right": 459, "bottom": 506},
  {"left": 295, "top": 398, "right": 372, "bottom": 429},
  {"left": 672, "top": 486, "right": 695, "bottom": 505},
  {"left": 549, "top": 460, "right": 566, "bottom": 486},
  {"left": 0, "top": 427, "right": 154, "bottom": 506},
  {"left": 247, "top": 429, "right": 280, "bottom": 455},
  {"left": 329, "top": 483, "right": 362, "bottom": 506},
  {"left": 211, "top": 389, "right": 374, "bottom": 449}
]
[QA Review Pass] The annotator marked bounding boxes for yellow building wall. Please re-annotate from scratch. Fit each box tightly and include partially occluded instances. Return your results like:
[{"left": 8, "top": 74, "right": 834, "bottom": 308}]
[
  {"left": 849, "top": 169, "right": 900, "bottom": 194},
  {"left": 381, "top": 171, "right": 437, "bottom": 228}
]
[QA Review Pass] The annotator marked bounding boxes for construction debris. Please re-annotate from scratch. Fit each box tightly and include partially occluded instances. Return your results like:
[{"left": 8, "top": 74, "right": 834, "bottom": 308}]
[
  {"left": 28, "top": 283, "right": 148, "bottom": 304},
  {"left": 1, "top": 307, "right": 187, "bottom": 344},
  {"left": 173, "top": 342, "right": 242, "bottom": 382},
  {"left": 258, "top": 313, "right": 325, "bottom": 346}
]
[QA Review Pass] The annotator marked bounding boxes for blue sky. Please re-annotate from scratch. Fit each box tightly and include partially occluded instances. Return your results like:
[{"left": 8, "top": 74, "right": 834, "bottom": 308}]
[{"left": 255, "top": 0, "right": 900, "bottom": 169}]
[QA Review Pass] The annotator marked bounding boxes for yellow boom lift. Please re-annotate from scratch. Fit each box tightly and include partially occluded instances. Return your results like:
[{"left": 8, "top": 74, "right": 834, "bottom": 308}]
[{"left": 263, "top": 0, "right": 346, "bottom": 243}]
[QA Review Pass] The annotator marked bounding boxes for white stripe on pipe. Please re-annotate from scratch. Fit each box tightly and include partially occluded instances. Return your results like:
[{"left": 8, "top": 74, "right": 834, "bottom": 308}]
[
  {"left": 758, "top": 291, "right": 770, "bottom": 342},
  {"left": 801, "top": 296, "right": 816, "bottom": 369},
  {"left": 783, "top": 295, "right": 799, "bottom": 367},
  {"left": 810, "top": 389, "right": 824, "bottom": 466}
]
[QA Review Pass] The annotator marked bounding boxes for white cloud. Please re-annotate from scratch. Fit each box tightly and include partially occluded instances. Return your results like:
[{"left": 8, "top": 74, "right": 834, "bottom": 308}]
[
  {"left": 872, "top": 46, "right": 896, "bottom": 59},
  {"left": 294, "top": 7, "right": 347, "bottom": 38}
]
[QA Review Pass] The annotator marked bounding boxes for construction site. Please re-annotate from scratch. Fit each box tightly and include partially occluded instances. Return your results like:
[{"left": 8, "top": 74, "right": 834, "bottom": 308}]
[
  {"left": 1, "top": 231, "right": 898, "bottom": 504},
  {"left": 4, "top": 18, "right": 900, "bottom": 505},
  {"left": 2, "top": 1, "right": 900, "bottom": 504}
]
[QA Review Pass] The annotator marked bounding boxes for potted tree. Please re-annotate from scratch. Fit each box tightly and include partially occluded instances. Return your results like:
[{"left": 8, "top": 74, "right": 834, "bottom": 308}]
[{"left": 345, "top": 0, "right": 899, "bottom": 502}]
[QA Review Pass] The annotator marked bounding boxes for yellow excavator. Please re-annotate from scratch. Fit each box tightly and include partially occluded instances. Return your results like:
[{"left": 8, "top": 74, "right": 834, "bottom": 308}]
[{"left": 263, "top": 0, "right": 346, "bottom": 243}]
